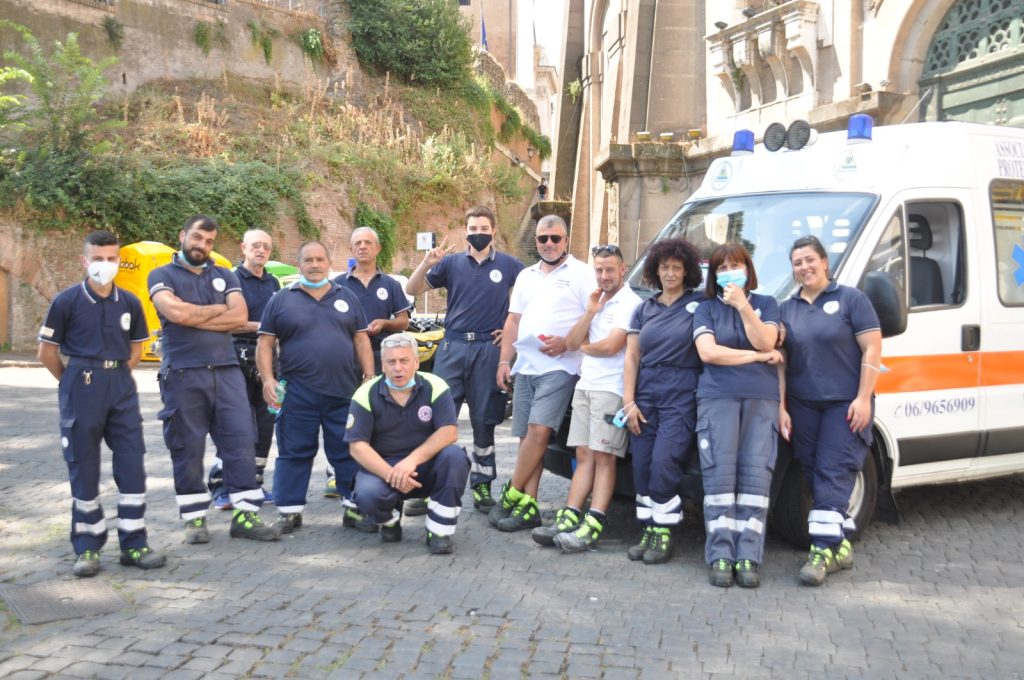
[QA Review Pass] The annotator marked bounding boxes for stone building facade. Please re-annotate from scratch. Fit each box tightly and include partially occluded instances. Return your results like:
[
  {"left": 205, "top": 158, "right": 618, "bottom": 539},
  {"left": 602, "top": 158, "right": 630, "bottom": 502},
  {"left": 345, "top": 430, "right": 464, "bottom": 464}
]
[{"left": 555, "top": 0, "right": 1024, "bottom": 262}]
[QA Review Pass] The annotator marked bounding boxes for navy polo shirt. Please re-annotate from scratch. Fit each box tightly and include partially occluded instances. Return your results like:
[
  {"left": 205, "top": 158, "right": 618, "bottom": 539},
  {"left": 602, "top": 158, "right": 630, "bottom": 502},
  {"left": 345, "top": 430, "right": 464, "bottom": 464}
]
[
  {"left": 344, "top": 372, "right": 458, "bottom": 459},
  {"left": 694, "top": 293, "right": 781, "bottom": 401},
  {"left": 234, "top": 264, "right": 280, "bottom": 342},
  {"left": 258, "top": 282, "right": 368, "bottom": 398},
  {"left": 39, "top": 281, "right": 149, "bottom": 360},
  {"left": 333, "top": 269, "right": 411, "bottom": 352},
  {"left": 780, "top": 281, "right": 880, "bottom": 401},
  {"left": 627, "top": 289, "right": 704, "bottom": 370},
  {"left": 148, "top": 257, "right": 241, "bottom": 369},
  {"left": 425, "top": 247, "right": 524, "bottom": 334}
]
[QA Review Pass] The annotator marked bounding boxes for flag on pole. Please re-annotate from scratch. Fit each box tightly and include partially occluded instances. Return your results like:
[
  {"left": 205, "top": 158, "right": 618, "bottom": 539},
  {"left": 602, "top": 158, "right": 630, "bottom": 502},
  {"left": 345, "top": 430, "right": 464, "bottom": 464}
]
[{"left": 481, "top": 10, "right": 489, "bottom": 51}]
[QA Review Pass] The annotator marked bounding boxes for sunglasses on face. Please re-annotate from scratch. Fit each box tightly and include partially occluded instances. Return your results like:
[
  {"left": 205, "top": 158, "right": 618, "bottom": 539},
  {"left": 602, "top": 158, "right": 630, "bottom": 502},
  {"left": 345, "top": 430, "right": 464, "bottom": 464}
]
[
  {"left": 536, "top": 234, "right": 564, "bottom": 244},
  {"left": 591, "top": 244, "right": 621, "bottom": 257}
]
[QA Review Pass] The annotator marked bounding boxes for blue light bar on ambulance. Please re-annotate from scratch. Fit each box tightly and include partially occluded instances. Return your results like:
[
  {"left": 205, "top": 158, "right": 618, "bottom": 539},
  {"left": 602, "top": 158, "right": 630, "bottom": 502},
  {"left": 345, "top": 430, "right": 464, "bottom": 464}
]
[
  {"left": 732, "top": 129, "right": 755, "bottom": 155},
  {"left": 847, "top": 114, "right": 873, "bottom": 143}
]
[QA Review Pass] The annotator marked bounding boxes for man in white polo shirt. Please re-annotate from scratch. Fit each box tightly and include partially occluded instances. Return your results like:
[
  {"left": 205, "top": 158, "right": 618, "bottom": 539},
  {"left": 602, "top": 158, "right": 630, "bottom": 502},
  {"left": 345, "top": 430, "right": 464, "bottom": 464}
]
[
  {"left": 531, "top": 244, "right": 641, "bottom": 551},
  {"left": 491, "top": 215, "right": 593, "bottom": 531}
]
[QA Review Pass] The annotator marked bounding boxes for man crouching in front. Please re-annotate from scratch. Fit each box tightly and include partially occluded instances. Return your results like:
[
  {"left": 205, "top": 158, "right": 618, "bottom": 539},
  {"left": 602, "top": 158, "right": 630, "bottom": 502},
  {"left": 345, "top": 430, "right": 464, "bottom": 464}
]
[{"left": 346, "top": 333, "right": 471, "bottom": 554}]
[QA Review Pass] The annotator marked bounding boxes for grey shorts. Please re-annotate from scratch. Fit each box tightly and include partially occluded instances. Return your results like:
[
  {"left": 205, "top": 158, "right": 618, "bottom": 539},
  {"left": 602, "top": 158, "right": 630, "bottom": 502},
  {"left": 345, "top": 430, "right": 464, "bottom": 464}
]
[
  {"left": 566, "top": 389, "right": 628, "bottom": 457},
  {"left": 510, "top": 371, "right": 579, "bottom": 437}
]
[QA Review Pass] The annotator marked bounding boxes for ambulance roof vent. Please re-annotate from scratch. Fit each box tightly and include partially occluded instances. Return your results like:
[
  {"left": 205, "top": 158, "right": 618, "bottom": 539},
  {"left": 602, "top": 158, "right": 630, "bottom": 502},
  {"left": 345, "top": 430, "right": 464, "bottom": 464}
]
[
  {"left": 732, "top": 129, "right": 755, "bottom": 156},
  {"left": 762, "top": 120, "right": 816, "bottom": 152},
  {"left": 847, "top": 114, "right": 873, "bottom": 144}
]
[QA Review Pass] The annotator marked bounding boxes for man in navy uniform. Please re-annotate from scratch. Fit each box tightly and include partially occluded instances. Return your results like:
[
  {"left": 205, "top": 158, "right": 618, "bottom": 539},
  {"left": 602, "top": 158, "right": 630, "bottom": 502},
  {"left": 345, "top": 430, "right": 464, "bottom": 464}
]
[
  {"left": 258, "top": 240, "right": 375, "bottom": 534},
  {"left": 208, "top": 229, "right": 281, "bottom": 510},
  {"left": 38, "top": 230, "right": 166, "bottom": 577},
  {"left": 148, "top": 215, "right": 280, "bottom": 543},
  {"left": 334, "top": 226, "right": 411, "bottom": 371},
  {"left": 325, "top": 226, "right": 411, "bottom": 498},
  {"left": 347, "top": 333, "right": 470, "bottom": 554},
  {"left": 405, "top": 206, "right": 523, "bottom": 514}
]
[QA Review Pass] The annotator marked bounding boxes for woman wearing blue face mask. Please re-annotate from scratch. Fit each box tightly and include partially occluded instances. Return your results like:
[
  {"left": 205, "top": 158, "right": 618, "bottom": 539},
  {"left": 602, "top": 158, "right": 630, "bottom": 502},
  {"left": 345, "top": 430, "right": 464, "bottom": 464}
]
[{"left": 692, "top": 243, "right": 783, "bottom": 588}]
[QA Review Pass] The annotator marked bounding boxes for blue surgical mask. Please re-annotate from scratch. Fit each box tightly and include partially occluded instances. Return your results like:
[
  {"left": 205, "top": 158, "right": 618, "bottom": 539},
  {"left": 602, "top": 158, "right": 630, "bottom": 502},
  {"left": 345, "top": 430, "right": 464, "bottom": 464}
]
[
  {"left": 299, "top": 276, "right": 330, "bottom": 289},
  {"left": 385, "top": 376, "right": 416, "bottom": 391},
  {"left": 716, "top": 270, "right": 747, "bottom": 289},
  {"left": 178, "top": 249, "right": 208, "bottom": 269}
]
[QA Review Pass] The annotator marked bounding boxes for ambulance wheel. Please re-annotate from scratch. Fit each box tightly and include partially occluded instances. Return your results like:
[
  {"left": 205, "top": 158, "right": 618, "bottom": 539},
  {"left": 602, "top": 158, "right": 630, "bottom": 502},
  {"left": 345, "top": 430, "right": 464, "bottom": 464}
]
[{"left": 772, "top": 451, "right": 878, "bottom": 548}]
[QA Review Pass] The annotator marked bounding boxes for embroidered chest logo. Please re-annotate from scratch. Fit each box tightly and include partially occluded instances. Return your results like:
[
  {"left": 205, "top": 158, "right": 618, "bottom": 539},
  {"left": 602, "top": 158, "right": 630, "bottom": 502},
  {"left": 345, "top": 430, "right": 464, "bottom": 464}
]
[
  {"left": 120, "top": 313, "right": 131, "bottom": 331},
  {"left": 686, "top": 301, "right": 699, "bottom": 314},
  {"left": 823, "top": 301, "right": 840, "bottom": 315},
  {"left": 334, "top": 300, "right": 350, "bottom": 313},
  {"left": 490, "top": 270, "right": 503, "bottom": 283},
  {"left": 377, "top": 288, "right": 389, "bottom": 300},
  {"left": 417, "top": 406, "right": 432, "bottom": 422},
  {"left": 212, "top": 278, "right": 226, "bottom": 292}
]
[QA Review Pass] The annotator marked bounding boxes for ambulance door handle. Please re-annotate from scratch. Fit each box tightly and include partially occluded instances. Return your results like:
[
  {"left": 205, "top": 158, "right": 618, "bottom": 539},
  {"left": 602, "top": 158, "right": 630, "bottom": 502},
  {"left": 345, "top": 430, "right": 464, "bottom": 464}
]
[{"left": 961, "top": 325, "right": 980, "bottom": 352}]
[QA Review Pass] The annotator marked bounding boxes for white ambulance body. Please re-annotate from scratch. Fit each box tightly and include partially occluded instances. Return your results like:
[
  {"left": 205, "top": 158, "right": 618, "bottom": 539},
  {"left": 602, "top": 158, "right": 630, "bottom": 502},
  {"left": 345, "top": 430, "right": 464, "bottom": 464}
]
[{"left": 626, "top": 119, "right": 1024, "bottom": 537}]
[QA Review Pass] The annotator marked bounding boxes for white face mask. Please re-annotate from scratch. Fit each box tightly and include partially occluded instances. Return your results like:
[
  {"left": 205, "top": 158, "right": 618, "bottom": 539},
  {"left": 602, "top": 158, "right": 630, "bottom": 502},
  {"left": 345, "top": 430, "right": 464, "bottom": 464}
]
[{"left": 87, "top": 260, "right": 119, "bottom": 286}]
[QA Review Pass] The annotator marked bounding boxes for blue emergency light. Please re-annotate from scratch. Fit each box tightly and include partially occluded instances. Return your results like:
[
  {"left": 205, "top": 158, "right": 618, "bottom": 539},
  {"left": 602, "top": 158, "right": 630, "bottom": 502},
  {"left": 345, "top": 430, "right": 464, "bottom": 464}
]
[
  {"left": 732, "top": 129, "right": 755, "bottom": 155},
  {"left": 847, "top": 114, "right": 873, "bottom": 143}
]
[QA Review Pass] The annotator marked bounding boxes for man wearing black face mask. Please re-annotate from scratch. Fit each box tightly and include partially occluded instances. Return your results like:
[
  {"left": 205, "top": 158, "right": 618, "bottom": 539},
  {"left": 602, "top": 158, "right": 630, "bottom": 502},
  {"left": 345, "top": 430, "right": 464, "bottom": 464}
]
[{"left": 406, "top": 206, "right": 524, "bottom": 514}]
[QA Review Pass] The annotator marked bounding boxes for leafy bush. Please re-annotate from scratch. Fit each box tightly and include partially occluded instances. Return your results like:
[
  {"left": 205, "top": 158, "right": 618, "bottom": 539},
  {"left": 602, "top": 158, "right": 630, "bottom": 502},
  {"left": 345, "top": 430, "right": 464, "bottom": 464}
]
[
  {"left": 346, "top": 0, "right": 472, "bottom": 88},
  {"left": 102, "top": 16, "right": 124, "bottom": 53},
  {"left": 194, "top": 21, "right": 212, "bottom": 56},
  {"left": 247, "top": 20, "right": 279, "bottom": 64},
  {"left": 354, "top": 203, "right": 397, "bottom": 271},
  {"left": 298, "top": 28, "right": 324, "bottom": 62},
  {"left": 521, "top": 125, "right": 551, "bottom": 160}
]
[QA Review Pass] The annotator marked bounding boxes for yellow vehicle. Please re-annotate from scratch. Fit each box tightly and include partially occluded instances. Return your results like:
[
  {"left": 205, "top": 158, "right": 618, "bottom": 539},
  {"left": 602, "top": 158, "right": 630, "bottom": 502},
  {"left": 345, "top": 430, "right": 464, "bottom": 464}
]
[
  {"left": 115, "top": 241, "right": 232, "bottom": 361},
  {"left": 407, "top": 314, "right": 444, "bottom": 371}
]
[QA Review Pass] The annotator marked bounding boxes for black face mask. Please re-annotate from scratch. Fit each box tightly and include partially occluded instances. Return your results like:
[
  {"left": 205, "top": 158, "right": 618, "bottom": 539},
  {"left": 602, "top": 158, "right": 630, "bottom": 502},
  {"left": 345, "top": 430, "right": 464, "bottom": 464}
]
[
  {"left": 539, "top": 251, "right": 568, "bottom": 266},
  {"left": 467, "top": 233, "right": 493, "bottom": 252}
]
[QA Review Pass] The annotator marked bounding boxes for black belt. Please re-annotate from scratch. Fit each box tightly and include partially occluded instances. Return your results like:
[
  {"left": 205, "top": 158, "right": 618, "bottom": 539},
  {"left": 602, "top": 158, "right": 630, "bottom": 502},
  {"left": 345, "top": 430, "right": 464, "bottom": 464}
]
[
  {"left": 445, "top": 331, "right": 496, "bottom": 343},
  {"left": 68, "top": 358, "right": 123, "bottom": 369}
]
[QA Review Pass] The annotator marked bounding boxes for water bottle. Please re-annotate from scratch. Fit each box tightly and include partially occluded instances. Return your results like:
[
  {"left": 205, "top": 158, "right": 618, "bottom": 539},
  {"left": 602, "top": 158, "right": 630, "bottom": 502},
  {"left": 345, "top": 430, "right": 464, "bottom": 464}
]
[{"left": 267, "top": 379, "right": 287, "bottom": 415}]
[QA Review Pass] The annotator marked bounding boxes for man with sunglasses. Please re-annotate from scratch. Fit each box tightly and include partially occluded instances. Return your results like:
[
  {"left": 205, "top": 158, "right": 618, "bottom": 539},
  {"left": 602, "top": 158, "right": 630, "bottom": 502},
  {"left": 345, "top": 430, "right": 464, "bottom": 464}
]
[
  {"left": 491, "top": 215, "right": 593, "bottom": 531},
  {"left": 405, "top": 206, "right": 524, "bottom": 515},
  {"left": 347, "top": 333, "right": 470, "bottom": 554},
  {"left": 257, "top": 240, "right": 375, "bottom": 534},
  {"left": 531, "top": 244, "right": 641, "bottom": 551}
]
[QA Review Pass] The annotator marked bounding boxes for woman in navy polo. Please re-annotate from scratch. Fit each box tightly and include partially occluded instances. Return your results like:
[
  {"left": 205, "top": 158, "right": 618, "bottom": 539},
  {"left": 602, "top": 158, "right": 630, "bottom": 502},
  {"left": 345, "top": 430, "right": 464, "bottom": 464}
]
[
  {"left": 621, "top": 238, "right": 704, "bottom": 565},
  {"left": 779, "top": 235, "right": 881, "bottom": 587},
  {"left": 693, "top": 244, "right": 783, "bottom": 588}
]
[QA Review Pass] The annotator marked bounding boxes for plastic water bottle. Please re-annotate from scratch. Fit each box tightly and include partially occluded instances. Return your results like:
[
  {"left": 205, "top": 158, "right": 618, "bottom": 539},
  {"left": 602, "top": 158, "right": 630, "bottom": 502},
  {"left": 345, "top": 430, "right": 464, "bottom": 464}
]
[{"left": 267, "top": 379, "right": 287, "bottom": 415}]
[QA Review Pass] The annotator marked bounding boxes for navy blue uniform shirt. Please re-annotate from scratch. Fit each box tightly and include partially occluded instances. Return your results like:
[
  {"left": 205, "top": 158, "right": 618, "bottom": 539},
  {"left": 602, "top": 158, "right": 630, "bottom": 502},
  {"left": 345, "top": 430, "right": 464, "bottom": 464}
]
[
  {"left": 425, "top": 247, "right": 524, "bottom": 334},
  {"left": 628, "top": 289, "right": 704, "bottom": 370},
  {"left": 258, "top": 282, "right": 368, "bottom": 398},
  {"left": 234, "top": 264, "right": 280, "bottom": 342},
  {"left": 333, "top": 269, "right": 411, "bottom": 352},
  {"left": 344, "top": 373, "right": 458, "bottom": 459},
  {"left": 780, "top": 281, "right": 880, "bottom": 401},
  {"left": 694, "top": 293, "right": 781, "bottom": 401},
  {"left": 148, "top": 257, "right": 241, "bottom": 369},
  {"left": 39, "top": 281, "right": 149, "bottom": 360}
]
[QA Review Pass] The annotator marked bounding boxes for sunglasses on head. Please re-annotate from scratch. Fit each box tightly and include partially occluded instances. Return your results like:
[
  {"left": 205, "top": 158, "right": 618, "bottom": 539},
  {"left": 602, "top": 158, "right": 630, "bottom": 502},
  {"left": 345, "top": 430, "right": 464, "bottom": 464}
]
[
  {"left": 381, "top": 336, "right": 416, "bottom": 349},
  {"left": 536, "top": 234, "right": 564, "bottom": 244},
  {"left": 591, "top": 244, "right": 621, "bottom": 257}
]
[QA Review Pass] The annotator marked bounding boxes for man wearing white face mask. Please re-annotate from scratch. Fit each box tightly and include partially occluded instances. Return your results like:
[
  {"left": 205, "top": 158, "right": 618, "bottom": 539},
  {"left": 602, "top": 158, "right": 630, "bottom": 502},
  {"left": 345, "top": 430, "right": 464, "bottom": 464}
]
[{"left": 38, "top": 231, "right": 166, "bottom": 577}]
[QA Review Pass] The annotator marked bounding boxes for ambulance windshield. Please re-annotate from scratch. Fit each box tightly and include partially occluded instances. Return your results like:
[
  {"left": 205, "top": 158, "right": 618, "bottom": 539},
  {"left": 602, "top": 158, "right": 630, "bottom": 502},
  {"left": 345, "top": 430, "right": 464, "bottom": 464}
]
[{"left": 626, "top": 191, "right": 877, "bottom": 300}]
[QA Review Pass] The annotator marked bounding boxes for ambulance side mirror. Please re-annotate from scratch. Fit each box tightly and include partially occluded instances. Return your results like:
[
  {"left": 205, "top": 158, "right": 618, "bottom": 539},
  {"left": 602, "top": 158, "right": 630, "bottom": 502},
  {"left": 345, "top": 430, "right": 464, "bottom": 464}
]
[{"left": 860, "top": 271, "right": 907, "bottom": 338}]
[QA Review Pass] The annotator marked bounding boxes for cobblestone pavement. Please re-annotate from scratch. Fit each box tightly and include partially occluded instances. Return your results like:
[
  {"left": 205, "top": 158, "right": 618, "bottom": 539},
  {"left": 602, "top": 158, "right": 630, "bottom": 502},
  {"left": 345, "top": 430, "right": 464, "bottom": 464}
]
[{"left": 1, "top": 363, "right": 1022, "bottom": 679}]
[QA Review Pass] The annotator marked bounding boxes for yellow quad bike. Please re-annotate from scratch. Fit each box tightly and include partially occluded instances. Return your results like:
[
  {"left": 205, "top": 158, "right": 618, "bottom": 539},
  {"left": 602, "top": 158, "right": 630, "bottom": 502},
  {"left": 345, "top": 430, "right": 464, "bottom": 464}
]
[{"left": 407, "top": 314, "right": 445, "bottom": 372}]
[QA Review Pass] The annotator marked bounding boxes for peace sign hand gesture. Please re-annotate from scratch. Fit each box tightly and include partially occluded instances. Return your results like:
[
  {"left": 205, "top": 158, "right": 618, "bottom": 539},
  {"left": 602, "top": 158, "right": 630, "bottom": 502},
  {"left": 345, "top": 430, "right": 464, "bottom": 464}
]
[{"left": 423, "top": 235, "right": 455, "bottom": 268}]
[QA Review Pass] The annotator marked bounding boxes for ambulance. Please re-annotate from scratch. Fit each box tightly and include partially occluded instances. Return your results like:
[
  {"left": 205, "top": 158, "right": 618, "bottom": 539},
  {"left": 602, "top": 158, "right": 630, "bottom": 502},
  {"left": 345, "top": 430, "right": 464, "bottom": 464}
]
[{"left": 547, "top": 116, "right": 1024, "bottom": 545}]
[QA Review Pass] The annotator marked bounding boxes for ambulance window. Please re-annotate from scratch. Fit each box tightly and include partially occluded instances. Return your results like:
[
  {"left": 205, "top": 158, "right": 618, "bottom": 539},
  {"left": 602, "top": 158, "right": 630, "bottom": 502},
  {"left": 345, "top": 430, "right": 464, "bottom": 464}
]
[
  {"left": 990, "top": 180, "right": 1024, "bottom": 307},
  {"left": 861, "top": 211, "right": 907, "bottom": 304},
  {"left": 906, "top": 202, "right": 966, "bottom": 308}
]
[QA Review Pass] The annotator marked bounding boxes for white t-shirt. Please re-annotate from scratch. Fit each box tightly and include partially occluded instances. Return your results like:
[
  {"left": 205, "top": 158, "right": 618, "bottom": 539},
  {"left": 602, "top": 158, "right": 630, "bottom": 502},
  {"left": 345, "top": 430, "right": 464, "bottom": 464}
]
[
  {"left": 509, "top": 255, "right": 593, "bottom": 376},
  {"left": 577, "top": 285, "right": 642, "bottom": 395}
]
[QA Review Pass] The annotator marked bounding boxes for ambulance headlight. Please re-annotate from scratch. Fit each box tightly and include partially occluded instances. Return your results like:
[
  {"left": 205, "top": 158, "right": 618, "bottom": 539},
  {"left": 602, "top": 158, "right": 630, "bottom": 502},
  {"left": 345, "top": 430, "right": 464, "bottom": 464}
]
[
  {"left": 786, "top": 120, "right": 813, "bottom": 150},
  {"left": 763, "top": 122, "right": 787, "bottom": 152},
  {"left": 847, "top": 114, "right": 873, "bottom": 143},
  {"left": 732, "top": 129, "right": 754, "bottom": 156}
]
